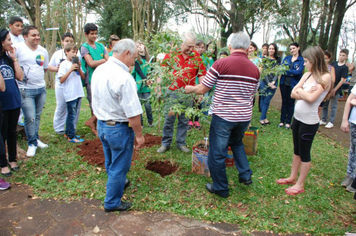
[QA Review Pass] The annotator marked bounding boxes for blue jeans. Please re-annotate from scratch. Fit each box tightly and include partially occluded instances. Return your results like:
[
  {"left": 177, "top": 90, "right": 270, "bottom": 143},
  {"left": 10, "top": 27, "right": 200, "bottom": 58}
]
[
  {"left": 138, "top": 92, "right": 153, "bottom": 125},
  {"left": 208, "top": 115, "right": 252, "bottom": 196},
  {"left": 321, "top": 95, "right": 338, "bottom": 123},
  {"left": 65, "top": 98, "right": 81, "bottom": 139},
  {"left": 161, "top": 90, "right": 191, "bottom": 147},
  {"left": 259, "top": 81, "right": 276, "bottom": 120},
  {"left": 97, "top": 120, "right": 134, "bottom": 209},
  {"left": 279, "top": 84, "right": 295, "bottom": 124},
  {"left": 20, "top": 87, "right": 47, "bottom": 146}
]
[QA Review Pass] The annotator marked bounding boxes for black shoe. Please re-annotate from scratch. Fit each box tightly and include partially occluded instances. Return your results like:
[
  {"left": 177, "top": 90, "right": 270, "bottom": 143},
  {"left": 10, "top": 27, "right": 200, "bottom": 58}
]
[
  {"left": 11, "top": 166, "right": 20, "bottom": 172},
  {"left": 239, "top": 178, "right": 253, "bottom": 185},
  {"left": 1, "top": 172, "right": 12, "bottom": 177},
  {"left": 124, "top": 179, "right": 130, "bottom": 190},
  {"left": 205, "top": 183, "right": 229, "bottom": 198},
  {"left": 104, "top": 201, "right": 132, "bottom": 212}
]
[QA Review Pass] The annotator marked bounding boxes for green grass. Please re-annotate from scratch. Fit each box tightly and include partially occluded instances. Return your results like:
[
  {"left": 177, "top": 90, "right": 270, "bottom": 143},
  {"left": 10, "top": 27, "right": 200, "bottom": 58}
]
[{"left": 13, "top": 89, "right": 356, "bottom": 235}]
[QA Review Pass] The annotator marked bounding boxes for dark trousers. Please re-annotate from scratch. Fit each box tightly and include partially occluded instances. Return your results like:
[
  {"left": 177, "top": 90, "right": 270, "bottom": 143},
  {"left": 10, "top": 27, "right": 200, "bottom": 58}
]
[
  {"left": 1, "top": 108, "right": 20, "bottom": 166},
  {"left": 0, "top": 103, "right": 8, "bottom": 168},
  {"left": 292, "top": 118, "right": 319, "bottom": 163},
  {"left": 280, "top": 84, "right": 295, "bottom": 125}
]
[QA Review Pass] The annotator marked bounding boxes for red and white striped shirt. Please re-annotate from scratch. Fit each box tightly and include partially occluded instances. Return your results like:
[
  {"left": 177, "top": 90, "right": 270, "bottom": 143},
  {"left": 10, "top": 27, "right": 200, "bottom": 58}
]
[{"left": 202, "top": 51, "right": 260, "bottom": 122}]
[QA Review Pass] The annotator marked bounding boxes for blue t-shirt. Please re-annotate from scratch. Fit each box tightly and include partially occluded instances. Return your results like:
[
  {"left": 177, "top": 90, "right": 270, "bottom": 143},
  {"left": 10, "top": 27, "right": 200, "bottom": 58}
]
[{"left": 0, "top": 56, "right": 21, "bottom": 110}]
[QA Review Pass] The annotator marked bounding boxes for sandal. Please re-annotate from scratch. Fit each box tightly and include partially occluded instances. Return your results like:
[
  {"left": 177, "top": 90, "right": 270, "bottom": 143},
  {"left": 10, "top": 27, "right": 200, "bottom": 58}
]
[
  {"left": 285, "top": 187, "right": 305, "bottom": 196},
  {"left": 278, "top": 123, "right": 284, "bottom": 128},
  {"left": 264, "top": 120, "right": 271, "bottom": 125},
  {"left": 285, "top": 124, "right": 291, "bottom": 129},
  {"left": 1, "top": 172, "right": 12, "bottom": 177},
  {"left": 276, "top": 178, "right": 295, "bottom": 185},
  {"left": 259, "top": 120, "right": 266, "bottom": 126}
]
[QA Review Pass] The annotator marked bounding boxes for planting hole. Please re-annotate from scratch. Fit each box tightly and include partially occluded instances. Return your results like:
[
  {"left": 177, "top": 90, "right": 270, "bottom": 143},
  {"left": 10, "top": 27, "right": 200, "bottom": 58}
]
[{"left": 145, "top": 160, "right": 178, "bottom": 177}]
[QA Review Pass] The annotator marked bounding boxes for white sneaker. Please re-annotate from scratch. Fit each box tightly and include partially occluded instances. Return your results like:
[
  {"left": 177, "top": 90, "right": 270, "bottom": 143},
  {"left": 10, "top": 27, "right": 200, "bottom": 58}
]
[
  {"left": 27, "top": 145, "right": 37, "bottom": 157},
  {"left": 37, "top": 139, "right": 48, "bottom": 148},
  {"left": 319, "top": 120, "right": 327, "bottom": 125},
  {"left": 325, "top": 122, "right": 334, "bottom": 129}
]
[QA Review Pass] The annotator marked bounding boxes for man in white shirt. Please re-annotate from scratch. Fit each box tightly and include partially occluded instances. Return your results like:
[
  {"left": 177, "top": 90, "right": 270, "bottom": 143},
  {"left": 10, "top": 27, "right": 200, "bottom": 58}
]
[
  {"left": 91, "top": 39, "right": 145, "bottom": 212},
  {"left": 9, "top": 16, "right": 24, "bottom": 44},
  {"left": 15, "top": 25, "right": 49, "bottom": 157}
]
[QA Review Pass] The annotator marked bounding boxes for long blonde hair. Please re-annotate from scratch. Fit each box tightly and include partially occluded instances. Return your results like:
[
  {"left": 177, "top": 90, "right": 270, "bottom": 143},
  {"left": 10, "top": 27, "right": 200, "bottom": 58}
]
[{"left": 302, "top": 46, "right": 333, "bottom": 100}]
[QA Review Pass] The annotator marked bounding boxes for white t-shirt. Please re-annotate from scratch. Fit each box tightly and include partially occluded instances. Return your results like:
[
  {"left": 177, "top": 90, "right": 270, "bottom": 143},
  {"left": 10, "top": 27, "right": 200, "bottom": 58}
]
[
  {"left": 349, "top": 86, "right": 356, "bottom": 125},
  {"left": 49, "top": 49, "right": 66, "bottom": 81},
  {"left": 9, "top": 32, "right": 24, "bottom": 44},
  {"left": 15, "top": 42, "right": 49, "bottom": 89},
  {"left": 57, "top": 60, "right": 84, "bottom": 102}
]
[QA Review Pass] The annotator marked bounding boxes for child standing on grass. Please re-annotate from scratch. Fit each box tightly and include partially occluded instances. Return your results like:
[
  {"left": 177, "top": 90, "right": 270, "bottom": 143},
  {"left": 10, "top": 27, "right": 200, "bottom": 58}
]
[
  {"left": 58, "top": 43, "right": 85, "bottom": 143},
  {"left": 340, "top": 88, "right": 356, "bottom": 193},
  {"left": 276, "top": 46, "right": 331, "bottom": 195}
]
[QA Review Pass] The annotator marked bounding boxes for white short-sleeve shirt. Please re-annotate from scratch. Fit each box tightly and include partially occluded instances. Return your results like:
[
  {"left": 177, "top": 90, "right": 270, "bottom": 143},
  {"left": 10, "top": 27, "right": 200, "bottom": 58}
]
[
  {"left": 15, "top": 42, "right": 49, "bottom": 89},
  {"left": 57, "top": 60, "right": 85, "bottom": 102}
]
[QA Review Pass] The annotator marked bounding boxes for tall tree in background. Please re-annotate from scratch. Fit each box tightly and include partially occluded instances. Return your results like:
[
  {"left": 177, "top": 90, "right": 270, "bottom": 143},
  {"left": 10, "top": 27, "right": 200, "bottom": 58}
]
[{"left": 299, "top": 0, "right": 309, "bottom": 51}]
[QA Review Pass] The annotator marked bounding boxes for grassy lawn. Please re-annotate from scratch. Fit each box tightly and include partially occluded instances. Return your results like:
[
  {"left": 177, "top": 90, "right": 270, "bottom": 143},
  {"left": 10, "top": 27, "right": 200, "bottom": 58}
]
[{"left": 14, "top": 88, "right": 355, "bottom": 235}]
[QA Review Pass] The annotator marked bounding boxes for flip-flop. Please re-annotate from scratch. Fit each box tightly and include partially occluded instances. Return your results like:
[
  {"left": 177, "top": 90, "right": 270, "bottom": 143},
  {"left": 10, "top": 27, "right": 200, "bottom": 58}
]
[
  {"left": 276, "top": 178, "right": 295, "bottom": 185},
  {"left": 285, "top": 188, "right": 305, "bottom": 196}
]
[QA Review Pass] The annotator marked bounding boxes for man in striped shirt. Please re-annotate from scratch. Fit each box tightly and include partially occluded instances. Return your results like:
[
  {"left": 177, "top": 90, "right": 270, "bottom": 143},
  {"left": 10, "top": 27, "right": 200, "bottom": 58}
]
[{"left": 185, "top": 32, "right": 260, "bottom": 198}]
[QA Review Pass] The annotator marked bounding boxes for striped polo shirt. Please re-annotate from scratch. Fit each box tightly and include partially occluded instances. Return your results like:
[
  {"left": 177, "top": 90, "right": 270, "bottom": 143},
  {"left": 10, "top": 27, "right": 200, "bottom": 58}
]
[{"left": 202, "top": 51, "right": 260, "bottom": 122}]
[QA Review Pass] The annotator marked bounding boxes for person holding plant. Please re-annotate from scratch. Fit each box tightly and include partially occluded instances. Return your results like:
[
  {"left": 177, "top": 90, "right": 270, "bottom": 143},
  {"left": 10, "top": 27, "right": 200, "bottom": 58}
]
[
  {"left": 259, "top": 43, "right": 281, "bottom": 125},
  {"left": 276, "top": 46, "right": 332, "bottom": 196},
  {"left": 49, "top": 32, "right": 82, "bottom": 136},
  {"left": 0, "top": 29, "right": 23, "bottom": 176},
  {"left": 279, "top": 43, "right": 305, "bottom": 129},
  {"left": 132, "top": 41, "right": 154, "bottom": 127},
  {"left": 185, "top": 32, "right": 260, "bottom": 198},
  {"left": 156, "top": 32, "right": 206, "bottom": 154}
]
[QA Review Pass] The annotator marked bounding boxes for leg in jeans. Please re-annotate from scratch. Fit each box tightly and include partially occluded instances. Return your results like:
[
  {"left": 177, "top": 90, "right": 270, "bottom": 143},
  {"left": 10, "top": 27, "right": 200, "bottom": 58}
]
[
  {"left": 229, "top": 121, "right": 252, "bottom": 180},
  {"left": 141, "top": 92, "right": 153, "bottom": 125},
  {"left": 162, "top": 113, "right": 176, "bottom": 147},
  {"left": 208, "top": 115, "right": 231, "bottom": 196},
  {"left": 97, "top": 120, "right": 134, "bottom": 209},
  {"left": 176, "top": 111, "right": 189, "bottom": 147},
  {"left": 34, "top": 88, "right": 47, "bottom": 141},
  {"left": 260, "top": 85, "right": 276, "bottom": 121},
  {"left": 321, "top": 100, "right": 330, "bottom": 122},
  {"left": 21, "top": 88, "right": 38, "bottom": 146},
  {"left": 74, "top": 98, "right": 82, "bottom": 130},
  {"left": 2, "top": 108, "right": 20, "bottom": 163},
  {"left": 347, "top": 123, "right": 356, "bottom": 179},
  {"left": 53, "top": 80, "right": 67, "bottom": 133},
  {"left": 65, "top": 99, "right": 79, "bottom": 139},
  {"left": 329, "top": 95, "right": 338, "bottom": 124}
]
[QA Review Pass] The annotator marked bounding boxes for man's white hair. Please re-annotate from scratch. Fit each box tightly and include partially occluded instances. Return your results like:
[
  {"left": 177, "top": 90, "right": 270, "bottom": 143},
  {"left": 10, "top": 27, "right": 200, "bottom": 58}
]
[
  {"left": 181, "top": 31, "right": 196, "bottom": 43},
  {"left": 113, "top": 38, "right": 136, "bottom": 56},
  {"left": 227, "top": 32, "right": 250, "bottom": 50}
]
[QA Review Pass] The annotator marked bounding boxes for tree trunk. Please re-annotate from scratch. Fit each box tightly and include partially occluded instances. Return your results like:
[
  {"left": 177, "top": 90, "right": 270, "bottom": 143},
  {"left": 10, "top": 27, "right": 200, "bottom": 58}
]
[
  {"left": 328, "top": 0, "right": 347, "bottom": 61},
  {"left": 299, "top": 0, "right": 309, "bottom": 51}
]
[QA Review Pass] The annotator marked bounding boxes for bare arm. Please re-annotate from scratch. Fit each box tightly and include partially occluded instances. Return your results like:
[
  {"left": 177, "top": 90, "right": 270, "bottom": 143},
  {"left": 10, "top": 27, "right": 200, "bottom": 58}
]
[
  {"left": 60, "top": 64, "right": 78, "bottom": 84},
  {"left": 330, "top": 66, "right": 336, "bottom": 85},
  {"left": 333, "top": 77, "right": 346, "bottom": 94},
  {"left": 294, "top": 73, "right": 331, "bottom": 103},
  {"left": 185, "top": 84, "right": 211, "bottom": 95},
  {"left": 340, "top": 92, "right": 355, "bottom": 133},
  {"left": 83, "top": 54, "right": 106, "bottom": 68},
  {"left": 198, "top": 76, "right": 204, "bottom": 84},
  {"left": 7, "top": 47, "right": 23, "bottom": 81},
  {"left": 48, "top": 65, "right": 59, "bottom": 72},
  {"left": 0, "top": 73, "right": 5, "bottom": 92},
  {"left": 128, "top": 115, "right": 145, "bottom": 149}
]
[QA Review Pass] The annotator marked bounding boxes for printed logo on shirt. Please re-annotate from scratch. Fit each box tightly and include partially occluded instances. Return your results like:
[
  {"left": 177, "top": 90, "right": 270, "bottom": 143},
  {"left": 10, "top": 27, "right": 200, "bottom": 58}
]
[
  {"left": 0, "top": 65, "right": 14, "bottom": 80},
  {"left": 36, "top": 54, "right": 45, "bottom": 66}
]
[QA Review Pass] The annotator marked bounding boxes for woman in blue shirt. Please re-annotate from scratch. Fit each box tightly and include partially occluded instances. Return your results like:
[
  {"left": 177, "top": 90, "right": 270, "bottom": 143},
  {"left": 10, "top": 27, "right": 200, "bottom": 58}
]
[
  {"left": 279, "top": 43, "right": 304, "bottom": 129},
  {"left": 0, "top": 29, "right": 23, "bottom": 176}
]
